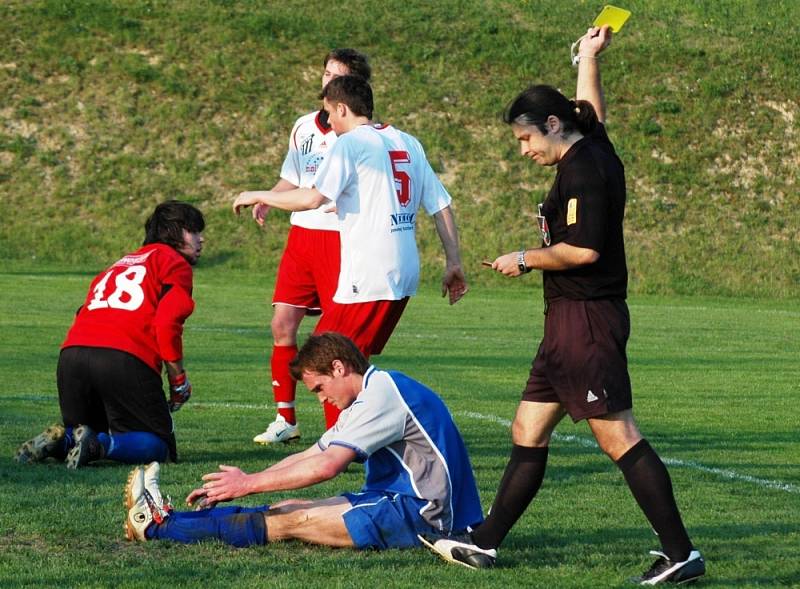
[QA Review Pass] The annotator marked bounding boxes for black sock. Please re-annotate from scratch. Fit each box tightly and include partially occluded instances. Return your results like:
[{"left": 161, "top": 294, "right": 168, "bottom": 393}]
[
  {"left": 616, "top": 439, "right": 692, "bottom": 561},
  {"left": 471, "top": 445, "right": 549, "bottom": 550}
]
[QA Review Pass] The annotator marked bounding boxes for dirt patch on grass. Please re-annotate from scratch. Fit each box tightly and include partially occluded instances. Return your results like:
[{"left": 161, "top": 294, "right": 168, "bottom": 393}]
[
  {"left": 708, "top": 103, "right": 799, "bottom": 190},
  {"left": 764, "top": 100, "right": 796, "bottom": 126}
]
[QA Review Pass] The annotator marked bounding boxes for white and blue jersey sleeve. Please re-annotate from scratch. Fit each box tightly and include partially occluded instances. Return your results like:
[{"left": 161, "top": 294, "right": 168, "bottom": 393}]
[
  {"left": 317, "top": 368, "right": 406, "bottom": 460},
  {"left": 318, "top": 366, "right": 483, "bottom": 534}
]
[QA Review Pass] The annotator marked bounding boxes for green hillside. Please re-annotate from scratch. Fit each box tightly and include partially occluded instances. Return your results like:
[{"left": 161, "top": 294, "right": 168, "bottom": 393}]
[{"left": 1, "top": 0, "right": 798, "bottom": 297}]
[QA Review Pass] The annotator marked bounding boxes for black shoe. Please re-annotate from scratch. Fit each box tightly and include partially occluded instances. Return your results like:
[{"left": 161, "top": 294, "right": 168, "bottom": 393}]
[
  {"left": 15, "top": 424, "right": 66, "bottom": 463},
  {"left": 65, "top": 425, "right": 105, "bottom": 469},
  {"left": 418, "top": 532, "right": 497, "bottom": 570},
  {"left": 634, "top": 549, "right": 705, "bottom": 585}
]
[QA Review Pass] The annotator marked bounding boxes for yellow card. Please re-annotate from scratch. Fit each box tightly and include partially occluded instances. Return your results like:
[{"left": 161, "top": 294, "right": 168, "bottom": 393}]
[{"left": 593, "top": 5, "right": 631, "bottom": 33}]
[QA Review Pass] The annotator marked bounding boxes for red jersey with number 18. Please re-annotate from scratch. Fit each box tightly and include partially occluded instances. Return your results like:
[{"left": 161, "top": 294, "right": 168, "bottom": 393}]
[{"left": 62, "top": 243, "right": 195, "bottom": 374}]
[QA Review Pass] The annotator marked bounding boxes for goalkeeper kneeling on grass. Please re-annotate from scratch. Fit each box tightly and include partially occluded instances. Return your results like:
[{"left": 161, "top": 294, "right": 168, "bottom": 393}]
[
  {"left": 124, "top": 332, "right": 485, "bottom": 553},
  {"left": 15, "top": 200, "right": 204, "bottom": 469}
]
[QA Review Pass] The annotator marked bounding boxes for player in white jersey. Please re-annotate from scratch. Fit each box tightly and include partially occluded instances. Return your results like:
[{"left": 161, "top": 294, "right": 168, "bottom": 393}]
[
  {"left": 233, "top": 75, "right": 468, "bottom": 424},
  {"left": 251, "top": 50, "right": 372, "bottom": 445}
]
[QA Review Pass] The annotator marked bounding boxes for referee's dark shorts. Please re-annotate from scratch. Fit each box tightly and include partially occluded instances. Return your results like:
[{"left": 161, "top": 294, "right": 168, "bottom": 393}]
[
  {"left": 57, "top": 346, "right": 178, "bottom": 461},
  {"left": 522, "top": 298, "right": 633, "bottom": 422}
]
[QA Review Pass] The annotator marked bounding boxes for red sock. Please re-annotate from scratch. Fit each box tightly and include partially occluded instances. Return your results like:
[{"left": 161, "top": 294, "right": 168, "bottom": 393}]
[
  {"left": 271, "top": 345, "right": 298, "bottom": 425},
  {"left": 323, "top": 401, "right": 341, "bottom": 429}
]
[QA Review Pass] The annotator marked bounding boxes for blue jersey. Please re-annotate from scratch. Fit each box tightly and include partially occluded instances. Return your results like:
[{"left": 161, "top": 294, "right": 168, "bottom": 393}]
[{"left": 318, "top": 366, "right": 483, "bottom": 534}]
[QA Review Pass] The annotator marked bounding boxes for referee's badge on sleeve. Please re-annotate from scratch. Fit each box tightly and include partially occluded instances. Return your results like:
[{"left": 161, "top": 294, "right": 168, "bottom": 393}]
[{"left": 567, "top": 198, "right": 578, "bottom": 226}]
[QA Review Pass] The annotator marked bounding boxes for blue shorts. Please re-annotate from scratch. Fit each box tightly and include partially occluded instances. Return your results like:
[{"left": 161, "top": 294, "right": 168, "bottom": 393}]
[{"left": 342, "top": 491, "right": 435, "bottom": 550}]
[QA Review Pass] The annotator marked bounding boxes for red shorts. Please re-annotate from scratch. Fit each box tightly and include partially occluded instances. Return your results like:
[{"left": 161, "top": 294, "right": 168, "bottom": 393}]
[
  {"left": 314, "top": 297, "right": 409, "bottom": 357},
  {"left": 272, "top": 226, "right": 340, "bottom": 315},
  {"left": 522, "top": 298, "right": 633, "bottom": 422}
]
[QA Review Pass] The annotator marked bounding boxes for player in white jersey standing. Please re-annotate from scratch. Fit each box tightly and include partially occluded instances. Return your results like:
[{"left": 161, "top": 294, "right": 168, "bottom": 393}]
[
  {"left": 250, "top": 50, "right": 371, "bottom": 445},
  {"left": 234, "top": 75, "right": 468, "bottom": 426}
]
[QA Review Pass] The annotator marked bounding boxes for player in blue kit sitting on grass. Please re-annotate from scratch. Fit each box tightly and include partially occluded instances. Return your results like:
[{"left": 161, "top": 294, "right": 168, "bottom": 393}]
[{"left": 125, "top": 332, "right": 483, "bottom": 550}]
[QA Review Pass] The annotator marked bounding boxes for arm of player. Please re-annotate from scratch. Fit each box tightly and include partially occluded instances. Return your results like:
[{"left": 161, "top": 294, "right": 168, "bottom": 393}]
[
  {"left": 252, "top": 178, "right": 299, "bottom": 226},
  {"left": 185, "top": 444, "right": 356, "bottom": 506},
  {"left": 490, "top": 242, "right": 600, "bottom": 277},
  {"left": 576, "top": 25, "right": 612, "bottom": 124},
  {"left": 433, "top": 205, "right": 468, "bottom": 305},
  {"left": 184, "top": 444, "right": 323, "bottom": 508},
  {"left": 233, "top": 187, "right": 328, "bottom": 215}
]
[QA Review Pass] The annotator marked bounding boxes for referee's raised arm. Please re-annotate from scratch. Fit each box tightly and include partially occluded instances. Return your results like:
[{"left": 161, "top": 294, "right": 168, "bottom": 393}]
[{"left": 575, "top": 25, "right": 612, "bottom": 124}]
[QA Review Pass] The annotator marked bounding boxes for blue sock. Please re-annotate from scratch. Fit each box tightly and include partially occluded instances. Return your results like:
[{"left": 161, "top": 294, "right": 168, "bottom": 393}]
[
  {"left": 57, "top": 426, "right": 75, "bottom": 459},
  {"left": 167, "top": 505, "right": 270, "bottom": 520},
  {"left": 147, "top": 506, "right": 269, "bottom": 547},
  {"left": 101, "top": 431, "right": 168, "bottom": 464}
]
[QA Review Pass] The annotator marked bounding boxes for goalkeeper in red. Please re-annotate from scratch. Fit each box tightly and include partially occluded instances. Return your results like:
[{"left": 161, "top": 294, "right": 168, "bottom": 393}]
[{"left": 15, "top": 201, "right": 205, "bottom": 469}]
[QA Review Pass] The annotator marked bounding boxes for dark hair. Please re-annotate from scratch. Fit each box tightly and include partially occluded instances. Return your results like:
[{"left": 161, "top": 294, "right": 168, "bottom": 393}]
[
  {"left": 289, "top": 332, "right": 370, "bottom": 380},
  {"left": 143, "top": 200, "right": 205, "bottom": 249},
  {"left": 320, "top": 75, "right": 373, "bottom": 119},
  {"left": 503, "top": 84, "right": 597, "bottom": 136},
  {"left": 324, "top": 48, "right": 371, "bottom": 82}
]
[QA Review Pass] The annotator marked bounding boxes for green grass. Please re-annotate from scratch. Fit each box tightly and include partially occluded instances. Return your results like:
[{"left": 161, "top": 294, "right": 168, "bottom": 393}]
[
  {"left": 1, "top": 268, "right": 798, "bottom": 588},
  {"left": 1, "top": 0, "right": 799, "bottom": 297}
]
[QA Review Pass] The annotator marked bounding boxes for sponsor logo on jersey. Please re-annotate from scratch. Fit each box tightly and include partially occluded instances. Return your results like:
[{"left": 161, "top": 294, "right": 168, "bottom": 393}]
[
  {"left": 304, "top": 153, "right": 324, "bottom": 175},
  {"left": 389, "top": 212, "right": 416, "bottom": 233},
  {"left": 300, "top": 134, "right": 314, "bottom": 156},
  {"left": 115, "top": 250, "right": 154, "bottom": 267},
  {"left": 567, "top": 197, "right": 578, "bottom": 225}
]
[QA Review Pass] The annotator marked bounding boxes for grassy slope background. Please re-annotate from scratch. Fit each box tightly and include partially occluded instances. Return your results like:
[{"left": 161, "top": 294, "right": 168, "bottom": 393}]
[{"left": 1, "top": 0, "right": 799, "bottom": 297}]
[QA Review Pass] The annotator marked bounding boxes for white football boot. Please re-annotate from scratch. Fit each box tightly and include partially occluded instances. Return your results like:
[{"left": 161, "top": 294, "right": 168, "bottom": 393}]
[
  {"left": 253, "top": 414, "right": 301, "bottom": 445},
  {"left": 418, "top": 532, "right": 497, "bottom": 569},
  {"left": 124, "top": 465, "right": 169, "bottom": 541},
  {"left": 143, "top": 461, "right": 173, "bottom": 514}
]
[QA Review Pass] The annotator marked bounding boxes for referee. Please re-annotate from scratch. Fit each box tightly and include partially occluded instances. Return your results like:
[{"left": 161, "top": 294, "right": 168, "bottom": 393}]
[{"left": 420, "top": 27, "right": 705, "bottom": 585}]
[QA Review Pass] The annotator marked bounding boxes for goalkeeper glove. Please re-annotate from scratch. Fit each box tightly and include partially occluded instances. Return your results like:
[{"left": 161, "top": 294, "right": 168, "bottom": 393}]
[{"left": 168, "top": 371, "right": 192, "bottom": 412}]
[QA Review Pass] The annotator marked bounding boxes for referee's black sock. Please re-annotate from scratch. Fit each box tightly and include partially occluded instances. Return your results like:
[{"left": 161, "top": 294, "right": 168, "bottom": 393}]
[
  {"left": 470, "top": 445, "right": 548, "bottom": 550},
  {"left": 616, "top": 438, "right": 692, "bottom": 562}
]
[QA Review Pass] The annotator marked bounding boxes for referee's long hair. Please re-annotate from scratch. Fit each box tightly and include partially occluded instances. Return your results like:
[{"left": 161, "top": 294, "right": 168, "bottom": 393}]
[
  {"left": 504, "top": 85, "right": 597, "bottom": 136},
  {"left": 143, "top": 200, "right": 205, "bottom": 250}
]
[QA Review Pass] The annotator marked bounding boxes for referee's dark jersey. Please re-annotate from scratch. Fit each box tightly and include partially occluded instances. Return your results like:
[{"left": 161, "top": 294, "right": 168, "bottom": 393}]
[{"left": 540, "top": 124, "right": 627, "bottom": 301}]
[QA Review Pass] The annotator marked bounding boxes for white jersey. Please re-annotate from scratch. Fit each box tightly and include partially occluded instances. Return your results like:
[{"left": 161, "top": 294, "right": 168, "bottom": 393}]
[
  {"left": 280, "top": 110, "right": 339, "bottom": 231},
  {"left": 314, "top": 124, "right": 452, "bottom": 303}
]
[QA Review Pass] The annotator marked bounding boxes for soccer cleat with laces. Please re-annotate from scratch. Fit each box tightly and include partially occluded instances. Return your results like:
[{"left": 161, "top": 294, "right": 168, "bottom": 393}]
[
  {"left": 143, "top": 461, "right": 173, "bottom": 514},
  {"left": 124, "top": 465, "right": 170, "bottom": 541},
  {"left": 15, "top": 424, "right": 66, "bottom": 464},
  {"left": 418, "top": 532, "right": 497, "bottom": 570},
  {"left": 253, "top": 414, "right": 301, "bottom": 445},
  {"left": 65, "top": 425, "right": 105, "bottom": 469},
  {"left": 634, "top": 549, "right": 705, "bottom": 585}
]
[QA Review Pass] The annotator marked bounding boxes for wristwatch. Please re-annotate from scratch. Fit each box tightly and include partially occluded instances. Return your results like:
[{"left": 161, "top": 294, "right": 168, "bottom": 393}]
[{"left": 517, "top": 250, "right": 530, "bottom": 274}]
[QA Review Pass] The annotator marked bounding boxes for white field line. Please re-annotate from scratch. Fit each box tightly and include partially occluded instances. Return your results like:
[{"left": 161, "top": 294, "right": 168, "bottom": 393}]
[
  {"left": 8, "top": 394, "right": 798, "bottom": 494},
  {"left": 455, "top": 410, "right": 800, "bottom": 495}
]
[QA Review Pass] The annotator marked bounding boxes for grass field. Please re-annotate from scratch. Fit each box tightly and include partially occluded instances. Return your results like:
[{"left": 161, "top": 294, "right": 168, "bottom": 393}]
[{"left": 1, "top": 268, "right": 798, "bottom": 588}]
